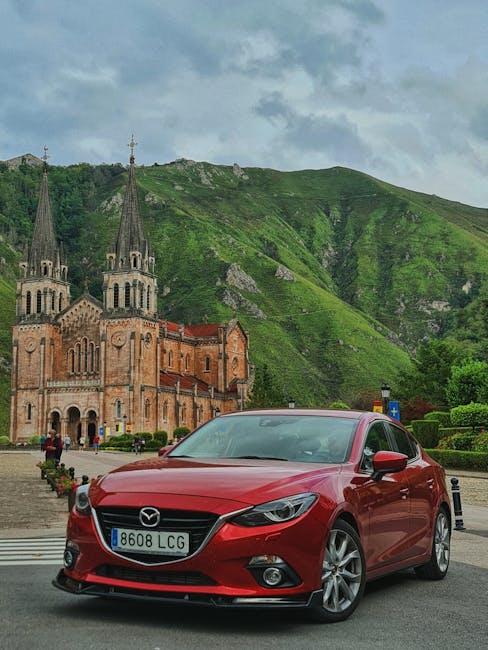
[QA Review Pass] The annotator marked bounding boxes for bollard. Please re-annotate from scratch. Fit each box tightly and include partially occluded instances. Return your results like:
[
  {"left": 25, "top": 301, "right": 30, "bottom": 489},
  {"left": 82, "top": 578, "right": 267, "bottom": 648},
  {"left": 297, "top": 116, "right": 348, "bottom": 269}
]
[
  {"left": 81, "top": 474, "right": 90, "bottom": 485},
  {"left": 450, "top": 477, "right": 465, "bottom": 531}
]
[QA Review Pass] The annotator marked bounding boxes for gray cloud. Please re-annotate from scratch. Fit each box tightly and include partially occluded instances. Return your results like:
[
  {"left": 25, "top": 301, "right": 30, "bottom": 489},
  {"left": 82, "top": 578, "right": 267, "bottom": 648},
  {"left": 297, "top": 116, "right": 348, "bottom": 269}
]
[{"left": 2, "top": 0, "right": 488, "bottom": 206}]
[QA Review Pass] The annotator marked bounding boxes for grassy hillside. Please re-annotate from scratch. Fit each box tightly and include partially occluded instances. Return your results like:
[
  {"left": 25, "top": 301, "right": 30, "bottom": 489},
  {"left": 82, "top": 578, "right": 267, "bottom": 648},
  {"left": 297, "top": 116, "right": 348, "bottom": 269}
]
[{"left": 1, "top": 158, "right": 488, "bottom": 430}]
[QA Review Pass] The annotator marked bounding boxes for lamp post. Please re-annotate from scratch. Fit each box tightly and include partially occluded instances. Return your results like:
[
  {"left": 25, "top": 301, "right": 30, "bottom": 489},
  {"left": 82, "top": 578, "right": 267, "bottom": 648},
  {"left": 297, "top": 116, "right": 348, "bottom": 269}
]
[
  {"left": 381, "top": 383, "right": 391, "bottom": 416},
  {"left": 288, "top": 397, "right": 296, "bottom": 409},
  {"left": 103, "top": 421, "right": 107, "bottom": 438},
  {"left": 123, "top": 414, "right": 127, "bottom": 434}
]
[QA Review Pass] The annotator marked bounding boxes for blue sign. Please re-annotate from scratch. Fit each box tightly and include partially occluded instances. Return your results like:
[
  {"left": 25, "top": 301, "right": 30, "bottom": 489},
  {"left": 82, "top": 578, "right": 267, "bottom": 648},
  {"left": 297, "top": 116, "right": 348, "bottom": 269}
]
[
  {"left": 388, "top": 400, "right": 401, "bottom": 421},
  {"left": 99, "top": 426, "right": 105, "bottom": 436}
]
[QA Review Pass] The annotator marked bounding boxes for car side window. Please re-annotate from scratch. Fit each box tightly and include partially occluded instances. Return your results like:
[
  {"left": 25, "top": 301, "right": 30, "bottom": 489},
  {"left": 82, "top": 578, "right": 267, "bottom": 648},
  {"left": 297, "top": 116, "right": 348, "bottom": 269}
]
[
  {"left": 361, "top": 421, "right": 392, "bottom": 472},
  {"left": 386, "top": 423, "right": 418, "bottom": 460}
]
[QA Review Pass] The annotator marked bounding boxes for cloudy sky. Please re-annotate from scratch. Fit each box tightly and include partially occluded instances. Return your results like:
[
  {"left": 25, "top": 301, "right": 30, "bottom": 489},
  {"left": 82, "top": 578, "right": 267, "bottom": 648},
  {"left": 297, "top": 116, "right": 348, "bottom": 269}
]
[{"left": 2, "top": 0, "right": 488, "bottom": 206}]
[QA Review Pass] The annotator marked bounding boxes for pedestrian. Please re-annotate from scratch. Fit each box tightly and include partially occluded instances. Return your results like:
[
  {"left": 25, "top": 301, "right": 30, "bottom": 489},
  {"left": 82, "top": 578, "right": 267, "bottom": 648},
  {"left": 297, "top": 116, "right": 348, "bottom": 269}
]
[
  {"left": 53, "top": 431, "right": 63, "bottom": 465},
  {"left": 93, "top": 433, "right": 100, "bottom": 454},
  {"left": 64, "top": 434, "right": 71, "bottom": 452},
  {"left": 79, "top": 435, "right": 85, "bottom": 451},
  {"left": 134, "top": 436, "right": 141, "bottom": 454},
  {"left": 140, "top": 438, "right": 145, "bottom": 454},
  {"left": 42, "top": 433, "right": 56, "bottom": 462}
]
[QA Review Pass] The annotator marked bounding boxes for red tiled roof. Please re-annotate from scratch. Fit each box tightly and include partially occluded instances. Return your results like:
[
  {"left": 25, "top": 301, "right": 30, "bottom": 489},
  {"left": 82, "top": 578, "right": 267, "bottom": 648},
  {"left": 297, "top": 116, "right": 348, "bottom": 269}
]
[
  {"left": 160, "top": 371, "right": 211, "bottom": 393},
  {"left": 159, "top": 320, "right": 221, "bottom": 338}
]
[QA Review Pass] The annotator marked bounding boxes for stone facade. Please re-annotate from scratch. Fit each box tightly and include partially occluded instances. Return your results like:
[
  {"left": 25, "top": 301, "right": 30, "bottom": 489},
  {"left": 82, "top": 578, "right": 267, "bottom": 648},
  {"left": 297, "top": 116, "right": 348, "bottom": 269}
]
[{"left": 10, "top": 148, "right": 250, "bottom": 444}]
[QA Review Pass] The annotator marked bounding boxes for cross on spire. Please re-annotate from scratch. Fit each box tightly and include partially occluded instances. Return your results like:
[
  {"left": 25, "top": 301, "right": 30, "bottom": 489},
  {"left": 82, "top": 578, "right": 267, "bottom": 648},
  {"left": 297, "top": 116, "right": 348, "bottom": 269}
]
[
  {"left": 128, "top": 134, "right": 137, "bottom": 163},
  {"left": 42, "top": 145, "right": 49, "bottom": 170}
]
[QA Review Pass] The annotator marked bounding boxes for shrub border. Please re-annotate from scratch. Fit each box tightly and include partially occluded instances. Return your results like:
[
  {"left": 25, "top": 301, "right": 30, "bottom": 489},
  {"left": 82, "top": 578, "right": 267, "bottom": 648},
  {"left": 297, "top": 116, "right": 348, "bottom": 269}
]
[{"left": 424, "top": 448, "right": 488, "bottom": 471}]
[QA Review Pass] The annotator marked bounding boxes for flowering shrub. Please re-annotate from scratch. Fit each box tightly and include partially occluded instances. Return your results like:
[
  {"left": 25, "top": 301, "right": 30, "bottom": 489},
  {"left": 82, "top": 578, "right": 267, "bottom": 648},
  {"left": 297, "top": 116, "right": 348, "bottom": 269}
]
[
  {"left": 55, "top": 475, "right": 79, "bottom": 497},
  {"left": 473, "top": 430, "right": 488, "bottom": 452}
]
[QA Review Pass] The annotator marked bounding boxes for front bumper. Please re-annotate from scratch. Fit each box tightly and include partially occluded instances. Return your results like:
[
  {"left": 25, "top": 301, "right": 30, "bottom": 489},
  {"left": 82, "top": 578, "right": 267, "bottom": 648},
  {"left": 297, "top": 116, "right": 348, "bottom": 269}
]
[{"left": 53, "top": 568, "right": 324, "bottom": 609}]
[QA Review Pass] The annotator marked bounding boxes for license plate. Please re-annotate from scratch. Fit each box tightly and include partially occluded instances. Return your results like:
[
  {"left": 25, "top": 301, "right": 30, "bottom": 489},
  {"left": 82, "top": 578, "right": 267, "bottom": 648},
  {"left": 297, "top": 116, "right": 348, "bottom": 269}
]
[{"left": 111, "top": 528, "right": 190, "bottom": 556}]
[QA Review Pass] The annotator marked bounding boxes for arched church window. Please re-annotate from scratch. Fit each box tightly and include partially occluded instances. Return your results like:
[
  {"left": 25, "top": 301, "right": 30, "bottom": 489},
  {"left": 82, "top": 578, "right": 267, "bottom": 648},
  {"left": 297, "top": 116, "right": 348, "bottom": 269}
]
[
  {"left": 43, "top": 264, "right": 48, "bottom": 276},
  {"left": 89, "top": 342, "right": 95, "bottom": 373},
  {"left": 27, "top": 403, "right": 32, "bottom": 421},
  {"left": 36, "top": 290, "right": 42, "bottom": 313},
  {"left": 146, "top": 287, "right": 150, "bottom": 310},
  {"left": 69, "top": 349, "right": 75, "bottom": 374},
  {"left": 162, "top": 401, "right": 168, "bottom": 422},
  {"left": 144, "top": 399, "right": 150, "bottom": 420},
  {"left": 95, "top": 346, "right": 100, "bottom": 371},
  {"left": 125, "top": 282, "right": 131, "bottom": 308},
  {"left": 83, "top": 338, "right": 88, "bottom": 373},
  {"left": 26, "top": 291, "right": 31, "bottom": 315},
  {"left": 139, "top": 285, "right": 144, "bottom": 308},
  {"left": 115, "top": 399, "right": 122, "bottom": 419},
  {"left": 113, "top": 283, "right": 119, "bottom": 308},
  {"left": 181, "top": 404, "right": 186, "bottom": 423},
  {"left": 133, "top": 256, "right": 137, "bottom": 269},
  {"left": 59, "top": 294, "right": 63, "bottom": 311},
  {"left": 168, "top": 350, "right": 173, "bottom": 367},
  {"left": 51, "top": 291, "right": 55, "bottom": 311},
  {"left": 205, "top": 356, "right": 210, "bottom": 372},
  {"left": 185, "top": 353, "right": 190, "bottom": 371},
  {"left": 76, "top": 343, "right": 81, "bottom": 374}
]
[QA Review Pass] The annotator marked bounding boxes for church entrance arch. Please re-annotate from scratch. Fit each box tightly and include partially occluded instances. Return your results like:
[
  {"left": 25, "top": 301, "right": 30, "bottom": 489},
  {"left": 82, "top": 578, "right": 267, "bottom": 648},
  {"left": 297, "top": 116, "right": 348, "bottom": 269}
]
[
  {"left": 67, "top": 406, "right": 81, "bottom": 443},
  {"left": 87, "top": 410, "right": 97, "bottom": 446},
  {"left": 49, "top": 411, "right": 61, "bottom": 434}
]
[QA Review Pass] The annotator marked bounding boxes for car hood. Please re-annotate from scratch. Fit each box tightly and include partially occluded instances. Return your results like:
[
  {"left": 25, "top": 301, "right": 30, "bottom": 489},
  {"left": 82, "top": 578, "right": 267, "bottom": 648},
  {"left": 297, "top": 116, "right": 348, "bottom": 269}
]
[{"left": 94, "top": 457, "right": 342, "bottom": 507}]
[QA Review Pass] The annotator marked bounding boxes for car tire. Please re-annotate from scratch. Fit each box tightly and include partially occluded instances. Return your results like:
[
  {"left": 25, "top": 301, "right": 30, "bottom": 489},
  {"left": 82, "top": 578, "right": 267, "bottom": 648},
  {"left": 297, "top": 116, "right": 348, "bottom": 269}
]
[
  {"left": 414, "top": 507, "right": 451, "bottom": 580},
  {"left": 308, "top": 519, "right": 366, "bottom": 623}
]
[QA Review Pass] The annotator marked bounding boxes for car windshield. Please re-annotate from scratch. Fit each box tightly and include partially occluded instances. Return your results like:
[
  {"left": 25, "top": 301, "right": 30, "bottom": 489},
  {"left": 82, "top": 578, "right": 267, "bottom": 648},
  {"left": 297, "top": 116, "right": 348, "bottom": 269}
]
[{"left": 168, "top": 414, "right": 358, "bottom": 463}]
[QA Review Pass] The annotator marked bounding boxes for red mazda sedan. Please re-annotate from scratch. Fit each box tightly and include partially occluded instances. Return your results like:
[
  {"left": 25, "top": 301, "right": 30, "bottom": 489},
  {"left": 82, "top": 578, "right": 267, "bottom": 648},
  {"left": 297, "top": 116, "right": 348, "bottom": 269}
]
[{"left": 53, "top": 410, "right": 451, "bottom": 622}]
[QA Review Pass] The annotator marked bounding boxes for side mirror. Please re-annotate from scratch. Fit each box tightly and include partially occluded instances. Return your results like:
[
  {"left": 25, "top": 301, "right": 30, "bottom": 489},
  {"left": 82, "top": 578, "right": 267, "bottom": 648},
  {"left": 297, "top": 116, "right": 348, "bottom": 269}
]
[
  {"left": 372, "top": 451, "right": 408, "bottom": 481},
  {"left": 158, "top": 445, "right": 173, "bottom": 457}
]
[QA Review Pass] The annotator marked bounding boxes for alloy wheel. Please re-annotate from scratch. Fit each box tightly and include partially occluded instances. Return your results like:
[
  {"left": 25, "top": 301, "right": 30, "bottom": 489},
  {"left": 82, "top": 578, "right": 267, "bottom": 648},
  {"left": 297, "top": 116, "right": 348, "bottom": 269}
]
[
  {"left": 322, "top": 527, "right": 363, "bottom": 613},
  {"left": 434, "top": 511, "right": 450, "bottom": 573}
]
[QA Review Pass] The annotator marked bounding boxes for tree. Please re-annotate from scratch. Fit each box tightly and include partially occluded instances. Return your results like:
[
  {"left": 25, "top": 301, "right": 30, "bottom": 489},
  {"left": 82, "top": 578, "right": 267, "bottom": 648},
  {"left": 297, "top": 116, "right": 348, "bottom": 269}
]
[
  {"left": 396, "top": 339, "right": 464, "bottom": 409},
  {"left": 446, "top": 360, "right": 488, "bottom": 407}
]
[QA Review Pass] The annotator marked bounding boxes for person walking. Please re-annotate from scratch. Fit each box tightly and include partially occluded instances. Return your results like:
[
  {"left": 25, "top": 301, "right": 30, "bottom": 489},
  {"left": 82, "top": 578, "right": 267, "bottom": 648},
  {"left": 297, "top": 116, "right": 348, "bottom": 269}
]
[
  {"left": 79, "top": 435, "right": 85, "bottom": 451},
  {"left": 53, "top": 431, "right": 63, "bottom": 465},
  {"left": 64, "top": 434, "right": 71, "bottom": 452},
  {"left": 42, "top": 433, "right": 56, "bottom": 462},
  {"left": 93, "top": 433, "right": 100, "bottom": 454}
]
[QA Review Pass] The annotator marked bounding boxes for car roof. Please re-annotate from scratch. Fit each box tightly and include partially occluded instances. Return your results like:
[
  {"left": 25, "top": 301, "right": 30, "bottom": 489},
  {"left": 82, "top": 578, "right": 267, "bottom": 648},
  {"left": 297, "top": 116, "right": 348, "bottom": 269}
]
[{"left": 219, "top": 408, "right": 382, "bottom": 421}]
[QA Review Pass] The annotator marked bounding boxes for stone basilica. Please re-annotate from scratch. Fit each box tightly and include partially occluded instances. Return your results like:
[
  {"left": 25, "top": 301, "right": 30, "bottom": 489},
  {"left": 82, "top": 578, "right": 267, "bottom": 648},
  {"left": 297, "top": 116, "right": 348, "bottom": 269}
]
[{"left": 9, "top": 145, "right": 250, "bottom": 444}]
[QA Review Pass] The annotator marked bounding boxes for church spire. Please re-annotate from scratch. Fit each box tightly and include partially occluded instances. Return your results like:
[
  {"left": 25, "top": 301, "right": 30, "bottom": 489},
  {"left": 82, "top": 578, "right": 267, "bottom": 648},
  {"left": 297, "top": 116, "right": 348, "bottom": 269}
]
[
  {"left": 103, "top": 136, "right": 157, "bottom": 318},
  {"left": 25, "top": 147, "right": 63, "bottom": 278},
  {"left": 112, "top": 134, "right": 149, "bottom": 270}
]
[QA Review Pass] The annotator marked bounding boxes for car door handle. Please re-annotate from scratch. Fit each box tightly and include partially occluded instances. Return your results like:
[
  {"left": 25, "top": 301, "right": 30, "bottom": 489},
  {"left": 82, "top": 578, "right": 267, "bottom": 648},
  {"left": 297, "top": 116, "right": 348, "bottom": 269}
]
[
  {"left": 400, "top": 488, "right": 409, "bottom": 499},
  {"left": 426, "top": 478, "right": 435, "bottom": 489}
]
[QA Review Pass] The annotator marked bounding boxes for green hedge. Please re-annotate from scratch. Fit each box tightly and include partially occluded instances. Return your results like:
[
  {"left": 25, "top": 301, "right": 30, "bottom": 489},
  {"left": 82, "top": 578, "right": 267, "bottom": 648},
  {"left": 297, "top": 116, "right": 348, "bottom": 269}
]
[
  {"left": 424, "top": 411, "right": 451, "bottom": 427},
  {"left": 424, "top": 448, "right": 488, "bottom": 471},
  {"left": 411, "top": 420, "right": 440, "bottom": 448},
  {"left": 450, "top": 403, "right": 488, "bottom": 429},
  {"left": 439, "top": 426, "right": 473, "bottom": 439}
]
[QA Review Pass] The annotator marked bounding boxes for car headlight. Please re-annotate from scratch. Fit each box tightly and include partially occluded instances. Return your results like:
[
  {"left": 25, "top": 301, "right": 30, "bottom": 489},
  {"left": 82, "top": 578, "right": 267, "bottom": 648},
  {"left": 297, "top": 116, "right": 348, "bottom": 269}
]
[
  {"left": 231, "top": 493, "right": 317, "bottom": 527},
  {"left": 75, "top": 483, "right": 92, "bottom": 515}
]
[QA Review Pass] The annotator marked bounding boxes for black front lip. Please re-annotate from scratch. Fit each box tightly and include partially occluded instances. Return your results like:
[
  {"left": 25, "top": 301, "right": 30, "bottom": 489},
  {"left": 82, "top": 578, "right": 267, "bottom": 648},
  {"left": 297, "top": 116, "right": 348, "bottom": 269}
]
[{"left": 52, "top": 569, "right": 323, "bottom": 609}]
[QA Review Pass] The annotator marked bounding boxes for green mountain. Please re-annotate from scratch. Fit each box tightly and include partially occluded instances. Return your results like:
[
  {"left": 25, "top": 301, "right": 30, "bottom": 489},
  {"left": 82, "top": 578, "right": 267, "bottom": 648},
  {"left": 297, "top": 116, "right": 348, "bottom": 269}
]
[{"left": 1, "top": 158, "right": 487, "bottom": 432}]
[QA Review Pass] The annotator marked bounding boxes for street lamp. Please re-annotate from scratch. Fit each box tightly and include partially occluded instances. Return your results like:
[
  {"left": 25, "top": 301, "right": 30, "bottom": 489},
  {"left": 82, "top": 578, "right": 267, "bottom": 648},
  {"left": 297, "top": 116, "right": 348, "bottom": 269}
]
[
  {"left": 288, "top": 398, "right": 296, "bottom": 409},
  {"left": 123, "top": 414, "right": 127, "bottom": 434},
  {"left": 381, "top": 383, "right": 391, "bottom": 416}
]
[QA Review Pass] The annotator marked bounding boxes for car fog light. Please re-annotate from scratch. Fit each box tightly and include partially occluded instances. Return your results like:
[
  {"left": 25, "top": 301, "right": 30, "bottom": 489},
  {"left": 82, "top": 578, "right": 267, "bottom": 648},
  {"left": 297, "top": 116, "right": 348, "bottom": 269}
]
[
  {"left": 63, "top": 549, "right": 76, "bottom": 569},
  {"left": 63, "top": 541, "right": 79, "bottom": 569},
  {"left": 262, "top": 567, "right": 283, "bottom": 586}
]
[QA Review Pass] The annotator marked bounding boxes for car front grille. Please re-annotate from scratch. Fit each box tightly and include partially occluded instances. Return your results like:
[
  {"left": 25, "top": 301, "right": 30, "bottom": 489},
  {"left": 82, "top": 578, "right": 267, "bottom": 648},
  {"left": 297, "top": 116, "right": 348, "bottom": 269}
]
[
  {"left": 95, "top": 507, "right": 219, "bottom": 564},
  {"left": 96, "top": 565, "right": 217, "bottom": 586}
]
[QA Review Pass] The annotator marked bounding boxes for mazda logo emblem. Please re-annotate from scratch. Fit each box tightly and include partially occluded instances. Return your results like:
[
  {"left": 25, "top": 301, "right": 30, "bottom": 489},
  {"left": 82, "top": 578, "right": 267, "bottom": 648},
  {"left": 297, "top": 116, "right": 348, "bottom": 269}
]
[{"left": 139, "top": 507, "right": 160, "bottom": 528}]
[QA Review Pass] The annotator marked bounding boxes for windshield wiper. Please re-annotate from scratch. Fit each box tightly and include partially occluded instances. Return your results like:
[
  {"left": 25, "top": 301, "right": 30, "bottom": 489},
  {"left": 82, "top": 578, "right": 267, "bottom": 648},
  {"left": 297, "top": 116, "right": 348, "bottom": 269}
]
[{"left": 233, "top": 455, "right": 289, "bottom": 461}]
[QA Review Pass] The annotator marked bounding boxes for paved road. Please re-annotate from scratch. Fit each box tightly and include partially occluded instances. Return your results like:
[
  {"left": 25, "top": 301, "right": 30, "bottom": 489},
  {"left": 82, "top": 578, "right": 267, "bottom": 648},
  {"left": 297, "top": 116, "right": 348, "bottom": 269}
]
[{"left": 0, "top": 560, "right": 487, "bottom": 650}]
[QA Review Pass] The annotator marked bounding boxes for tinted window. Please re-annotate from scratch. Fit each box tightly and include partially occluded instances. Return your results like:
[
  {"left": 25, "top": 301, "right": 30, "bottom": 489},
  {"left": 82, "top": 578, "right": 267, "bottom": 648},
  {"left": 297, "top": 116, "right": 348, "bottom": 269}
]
[
  {"left": 169, "top": 414, "right": 358, "bottom": 463},
  {"left": 361, "top": 421, "right": 392, "bottom": 471},
  {"left": 387, "top": 423, "right": 418, "bottom": 460}
]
